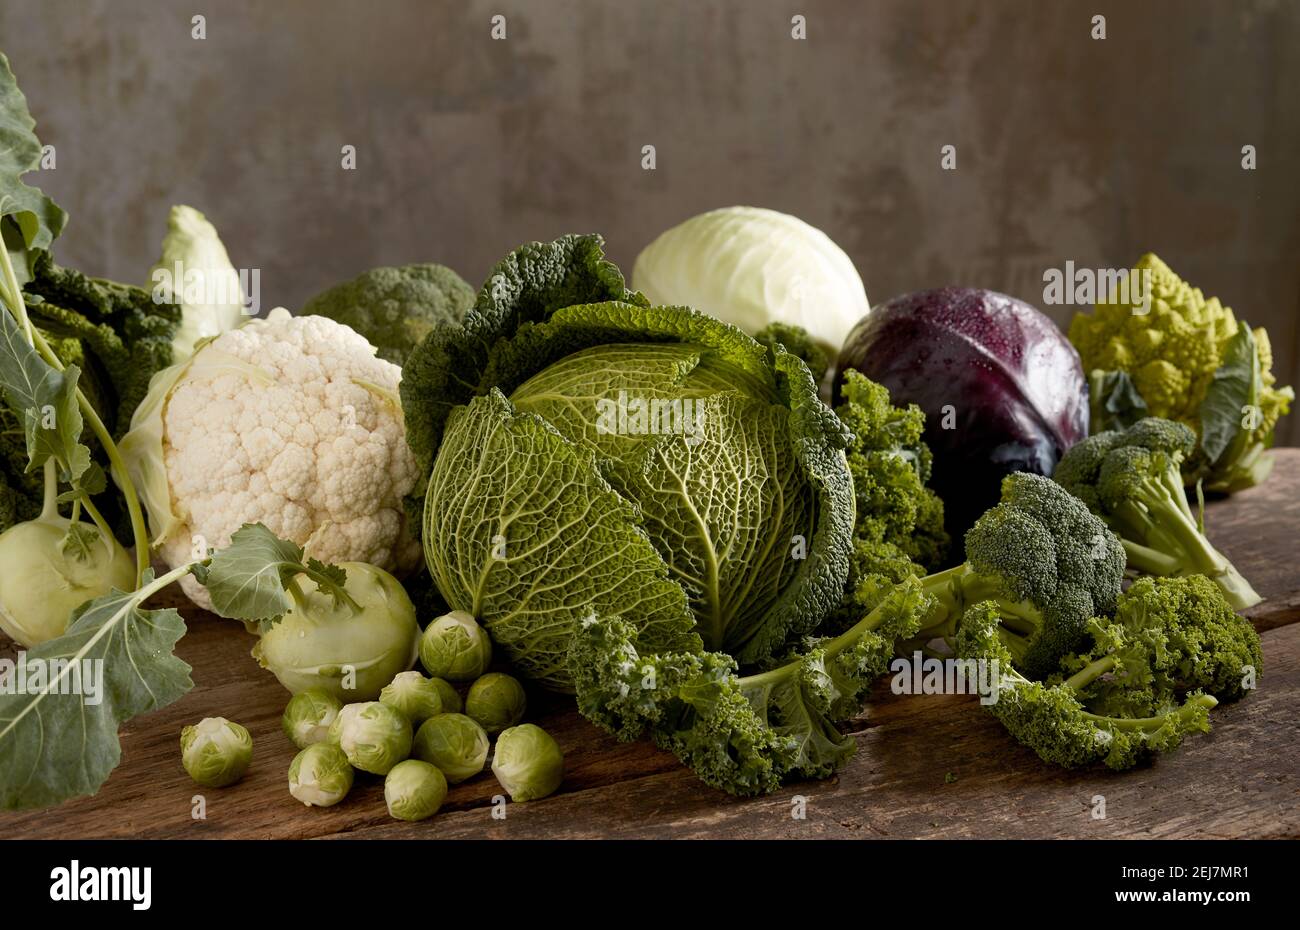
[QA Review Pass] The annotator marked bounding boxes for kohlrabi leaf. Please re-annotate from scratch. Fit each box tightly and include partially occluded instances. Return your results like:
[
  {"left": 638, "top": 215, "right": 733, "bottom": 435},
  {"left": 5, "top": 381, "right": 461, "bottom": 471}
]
[
  {"left": 0, "top": 567, "right": 193, "bottom": 810},
  {"left": 1198, "top": 321, "right": 1261, "bottom": 468},
  {"left": 424, "top": 389, "right": 701, "bottom": 691},
  {"left": 57, "top": 521, "right": 103, "bottom": 563},
  {"left": 0, "top": 53, "right": 67, "bottom": 260},
  {"left": 202, "top": 523, "right": 329, "bottom": 625},
  {"left": 0, "top": 303, "right": 92, "bottom": 485}
]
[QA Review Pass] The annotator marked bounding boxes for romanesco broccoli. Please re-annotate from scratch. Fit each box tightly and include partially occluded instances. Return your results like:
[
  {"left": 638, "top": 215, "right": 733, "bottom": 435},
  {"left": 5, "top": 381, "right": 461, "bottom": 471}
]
[{"left": 1069, "top": 253, "right": 1293, "bottom": 492}]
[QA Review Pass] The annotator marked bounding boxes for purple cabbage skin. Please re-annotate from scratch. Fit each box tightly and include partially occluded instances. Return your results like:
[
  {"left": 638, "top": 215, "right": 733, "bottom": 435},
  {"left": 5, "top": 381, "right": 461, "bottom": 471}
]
[{"left": 834, "top": 287, "right": 1088, "bottom": 539}]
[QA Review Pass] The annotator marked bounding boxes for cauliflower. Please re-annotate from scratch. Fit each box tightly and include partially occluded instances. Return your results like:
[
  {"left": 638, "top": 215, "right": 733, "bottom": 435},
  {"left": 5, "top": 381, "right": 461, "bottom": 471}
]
[
  {"left": 1070, "top": 253, "right": 1293, "bottom": 491},
  {"left": 121, "top": 308, "right": 420, "bottom": 608}
]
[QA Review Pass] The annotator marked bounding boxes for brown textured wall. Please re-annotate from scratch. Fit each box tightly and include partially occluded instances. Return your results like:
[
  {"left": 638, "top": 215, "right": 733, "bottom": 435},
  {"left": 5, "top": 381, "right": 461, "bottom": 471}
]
[{"left": 3, "top": 0, "right": 1298, "bottom": 439}]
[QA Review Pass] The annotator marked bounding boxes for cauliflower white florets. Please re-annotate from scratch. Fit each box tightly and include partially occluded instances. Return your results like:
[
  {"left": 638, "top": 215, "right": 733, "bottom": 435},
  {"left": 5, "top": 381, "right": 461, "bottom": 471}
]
[{"left": 123, "top": 307, "right": 420, "bottom": 609}]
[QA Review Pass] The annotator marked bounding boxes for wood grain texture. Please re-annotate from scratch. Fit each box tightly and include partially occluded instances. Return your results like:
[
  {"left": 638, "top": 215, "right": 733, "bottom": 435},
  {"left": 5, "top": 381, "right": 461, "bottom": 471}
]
[{"left": 2, "top": 450, "right": 1299, "bottom": 839}]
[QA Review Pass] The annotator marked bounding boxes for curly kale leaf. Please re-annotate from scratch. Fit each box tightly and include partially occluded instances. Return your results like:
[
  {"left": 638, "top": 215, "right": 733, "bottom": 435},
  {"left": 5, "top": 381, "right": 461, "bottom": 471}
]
[
  {"left": 572, "top": 579, "right": 933, "bottom": 796},
  {"left": 956, "top": 601, "right": 1215, "bottom": 771},
  {"left": 834, "top": 369, "right": 949, "bottom": 616}
]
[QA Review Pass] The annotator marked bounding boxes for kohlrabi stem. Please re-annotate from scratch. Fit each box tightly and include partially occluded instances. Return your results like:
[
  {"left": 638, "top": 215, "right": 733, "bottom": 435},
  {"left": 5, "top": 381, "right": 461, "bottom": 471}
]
[
  {"left": 1064, "top": 655, "right": 1115, "bottom": 692},
  {"left": 0, "top": 235, "right": 34, "bottom": 343},
  {"left": 80, "top": 496, "right": 117, "bottom": 553},
  {"left": 285, "top": 577, "right": 310, "bottom": 614},
  {"left": 39, "top": 458, "right": 59, "bottom": 521},
  {"left": 27, "top": 326, "right": 151, "bottom": 586}
]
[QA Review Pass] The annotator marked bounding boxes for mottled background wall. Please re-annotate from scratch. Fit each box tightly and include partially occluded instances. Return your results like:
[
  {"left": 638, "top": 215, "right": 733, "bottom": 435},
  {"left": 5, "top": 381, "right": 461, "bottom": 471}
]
[{"left": 3, "top": 0, "right": 1298, "bottom": 439}]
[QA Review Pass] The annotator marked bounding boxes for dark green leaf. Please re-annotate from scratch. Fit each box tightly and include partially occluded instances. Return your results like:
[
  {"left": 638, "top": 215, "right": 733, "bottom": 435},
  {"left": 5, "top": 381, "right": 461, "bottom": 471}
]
[
  {"left": 1088, "top": 368, "right": 1149, "bottom": 433},
  {"left": 1198, "top": 322, "right": 1261, "bottom": 466},
  {"left": 0, "top": 304, "right": 90, "bottom": 483},
  {"left": 0, "top": 53, "right": 67, "bottom": 255},
  {"left": 202, "top": 523, "right": 309, "bottom": 624}
]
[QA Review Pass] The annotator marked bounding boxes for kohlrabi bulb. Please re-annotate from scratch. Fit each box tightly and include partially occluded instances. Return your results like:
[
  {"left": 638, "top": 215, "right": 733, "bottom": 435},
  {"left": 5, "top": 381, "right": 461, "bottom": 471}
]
[
  {"left": 379, "top": 671, "right": 444, "bottom": 725},
  {"left": 383, "top": 759, "right": 448, "bottom": 822},
  {"left": 252, "top": 562, "right": 420, "bottom": 701},
  {"left": 328, "top": 701, "right": 412, "bottom": 775},
  {"left": 180, "top": 717, "right": 253, "bottom": 787},
  {"left": 411, "top": 713, "right": 489, "bottom": 784},
  {"left": 418, "top": 611, "right": 492, "bottom": 681},
  {"left": 464, "top": 672, "right": 527, "bottom": 734},
  {"left": 0, "top": 517, "right": 134, "bottom": 647},
  {"left": 492, "top": 724, "right": 563, "bottom": 802},
  {"left": 288, "top": 742, "right": 354, "bottom": 807},
  {"left": 282, "top": 689, "right": 343, "bottom": 749}
]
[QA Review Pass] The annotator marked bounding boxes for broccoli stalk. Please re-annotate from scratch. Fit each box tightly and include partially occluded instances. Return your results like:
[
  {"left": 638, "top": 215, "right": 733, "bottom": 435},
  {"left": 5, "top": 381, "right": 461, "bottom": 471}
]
[
  {"left": 1054, "top": 418, "right": 1261, "bottom": 610},
  {"left": 892, "top": 472, "right": 1128, "bottom": 680}
]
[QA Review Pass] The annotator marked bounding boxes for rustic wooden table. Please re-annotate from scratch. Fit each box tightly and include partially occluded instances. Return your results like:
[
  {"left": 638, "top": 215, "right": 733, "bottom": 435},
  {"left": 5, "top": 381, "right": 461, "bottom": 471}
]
[{"left": 4, "top": 452, "right": 1299, "bottom": 840}]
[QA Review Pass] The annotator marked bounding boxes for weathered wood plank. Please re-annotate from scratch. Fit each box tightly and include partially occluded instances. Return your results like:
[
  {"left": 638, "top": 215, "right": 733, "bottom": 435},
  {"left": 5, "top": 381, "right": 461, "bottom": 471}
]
[
  {"left": 1, "top": 451, "right": 1297, "bottom": 839},
  {"left": 343, "top": 622, "right": 1300, "bottom": 840}
]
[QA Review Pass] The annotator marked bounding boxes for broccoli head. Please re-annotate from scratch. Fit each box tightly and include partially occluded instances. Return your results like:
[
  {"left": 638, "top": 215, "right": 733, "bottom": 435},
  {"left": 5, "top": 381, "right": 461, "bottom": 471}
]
[
  {"left": 302, "top": 263, "right": 475, "bottom": 365},
  {"left": 956, "top": 601, "right": 1216, "bottom": 770},
  {"left": 905, "top": 473, "right": 1125, "bottom": 680},
  {"left": 1054, "top": 417, "right": 1261, "bottom": 610}
]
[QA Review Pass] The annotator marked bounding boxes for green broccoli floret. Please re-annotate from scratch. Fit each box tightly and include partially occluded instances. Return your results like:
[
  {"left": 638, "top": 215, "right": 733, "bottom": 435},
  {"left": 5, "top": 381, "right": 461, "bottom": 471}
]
[
  {"left": 1054, "top": 417, "right": 1261, "bottom": 610},
  {"left": 302, "top": 263, "right": 475, "bottom": 366},
  {"left": 956, "top": 601, "right": 1216, "bottom": 770},
  {"left": 906, "top": 472, "right": 1127, "bottom": 680},
  {"left": 1059, "top": 575, "right": 1263, "bottom": 718}
]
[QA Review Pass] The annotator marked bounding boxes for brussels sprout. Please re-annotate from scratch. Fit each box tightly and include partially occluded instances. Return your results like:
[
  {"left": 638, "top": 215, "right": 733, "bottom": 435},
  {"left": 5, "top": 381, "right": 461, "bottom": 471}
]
[
  {"left": 492, "top": 724, "right": 563, "bottom": 802},
  {"left": 411, "top": 713, "right": 489, "bottom": 784},
  {"left": 429, "top": 676, "right": 462, "bottom": 715},
  {"left": 383, "top": 759, "right": 448, "bottom": 822},
  {"left": 282, "top": 689, "right": 343, "bottom": 749},
  {"left": 328, "top": 701, "right": 412, "bottom": 775},
  {"left": 379, "top": 671, "right": 444, "bottom": 725},
  {"left": 418, "top": 610, "right": 492, "bottom": 681},
  {"left": 252, "top": 562, "right": 420, "bottom": 701},
  {"left": 288, "top": 742, "right": 354, "bottom": 807},
  {"left": 465, "top": 672, "right": 527, "bottom": 734},
  {"left": 179, "top": 717, "right": 253, "bottom": 788}
]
